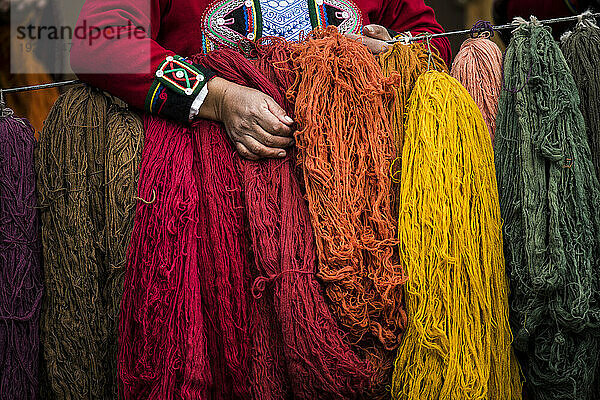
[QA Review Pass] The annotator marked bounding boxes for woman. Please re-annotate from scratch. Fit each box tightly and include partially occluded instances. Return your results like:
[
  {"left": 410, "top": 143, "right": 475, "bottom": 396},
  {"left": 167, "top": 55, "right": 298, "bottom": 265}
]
[
  {"left": 64, "top": 1, "right": 451, "bottom": 399},
  {"left": 70, "top": 0, "right": 450, "bottom": 160}
]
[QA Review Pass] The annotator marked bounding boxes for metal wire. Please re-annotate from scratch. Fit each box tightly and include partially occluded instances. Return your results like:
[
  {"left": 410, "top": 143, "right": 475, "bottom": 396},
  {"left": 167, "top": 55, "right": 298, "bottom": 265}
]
[
  {"left": 0, "top": 12, "right": 599, "bottom": 93},
  {"left": 386, "top": 12, "right": 600, "bottom": 44},
  {"left": 2, "top": 79, "right": 81, "bottom": 94}
]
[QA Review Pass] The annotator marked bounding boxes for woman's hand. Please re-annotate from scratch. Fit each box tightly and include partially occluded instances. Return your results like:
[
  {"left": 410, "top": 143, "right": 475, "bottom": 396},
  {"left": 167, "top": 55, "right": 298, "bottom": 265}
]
[
  {"left": 198, "top": 77, "right": 295, "bottom": 160},
  {"left": 346, "top": 24, "right": 393, "bottom": 54}
]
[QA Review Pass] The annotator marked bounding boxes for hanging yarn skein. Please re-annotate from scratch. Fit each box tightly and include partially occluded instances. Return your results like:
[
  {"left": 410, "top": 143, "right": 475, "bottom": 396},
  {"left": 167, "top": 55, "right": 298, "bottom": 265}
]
[
  {"left": 379, "top": 41, "right": 447, "bottom": 219},
  {"left": 37, "top": 85, "right": 110, "bottom": 400},
  {"left": 289, "top": 27, "right": 406, "bottom": 397},
  {"left": 194, "top": 46, "right": 370, "bottom": 399},
  {"left": 561, "top": 14, "right": 600, "bottom": 180},
  {"left": 379, "top": 41, "right": 447, "bottom": 155},
  {"left": 119, "top": 115, "right": 211, "bottom": 400},
  {"left": 253, "top": 36, "right": 297, "bottom": 104},
  {"left": 495, "top": 19, "right": 600, "bottom": 400},
  {"left": 36, "top": 85, "right": 143, "bottom": 399},
  {"left": 104, "top": 108, "right": 144, "bottom": 399},
  {"left": 450, "top": 33, "right": 503, "bottom": 143},
  {"left": 0, "top": 107, "right": 43, "bottom": 400},
  {"left": 391, "top": 71, "right": 522, "bottom": 400},
  {"left": 191, "top": 116, "right": 258, "bottom": 400}
]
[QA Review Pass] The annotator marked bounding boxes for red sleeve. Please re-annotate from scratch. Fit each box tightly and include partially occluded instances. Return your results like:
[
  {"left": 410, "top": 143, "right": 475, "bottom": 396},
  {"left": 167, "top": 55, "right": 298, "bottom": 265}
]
[
  {"left": 371, "top": 0, "right": 452, "bottom": 66},
  {"left": 70, "top": 0, "right": 174, "bottom": 110}
]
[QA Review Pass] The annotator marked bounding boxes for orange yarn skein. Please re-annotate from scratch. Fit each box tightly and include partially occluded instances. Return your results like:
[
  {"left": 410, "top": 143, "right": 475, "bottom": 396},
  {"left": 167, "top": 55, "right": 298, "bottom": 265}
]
[{"left": 289, "top": 27, "right": 407, "bottom": 397}]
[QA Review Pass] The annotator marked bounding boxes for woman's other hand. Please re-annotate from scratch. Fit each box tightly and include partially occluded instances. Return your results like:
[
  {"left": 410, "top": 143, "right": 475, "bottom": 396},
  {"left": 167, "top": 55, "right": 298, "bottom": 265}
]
[
  {"left": 346, "top": 24, "right": 392, "bottom": 54},
  {"left": 199, "top": 77, "right": 295, "bottom": 160}
]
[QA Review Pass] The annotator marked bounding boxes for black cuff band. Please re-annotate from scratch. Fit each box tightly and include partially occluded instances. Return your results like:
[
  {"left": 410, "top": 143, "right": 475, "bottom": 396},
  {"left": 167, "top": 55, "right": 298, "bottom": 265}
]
[{"left": 145, "top": 55, "right": 216, "bottom": 123}]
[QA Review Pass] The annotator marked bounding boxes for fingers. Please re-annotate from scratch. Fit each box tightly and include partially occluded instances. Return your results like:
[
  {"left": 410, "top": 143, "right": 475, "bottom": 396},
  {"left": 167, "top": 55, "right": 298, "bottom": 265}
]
[
  {"left": 257, "top": 101, "right": 294, "bottom": 138},
  {"left": 345, "top": 33, "right": 391, "bottom": 55},
  {"left": 236, "top": 134, "right": 287, "bottom": 160},
  {"left": 363, "top": 24, "right": 392, "bottom": 41},
  {"left": 235, "top": 122, "right": 292, "bottom": 160},
  {"left": 249, "top": 124, "right": 294, "bottom": 148},
  {"left": 235, "top": 142, "right": 259, "bottom": 160},
  {"left": 264, "top": 97, "right": 294, "bottom": 127},
  {"left": 251, "top": 95, "right": 295, "bottom": 157}
]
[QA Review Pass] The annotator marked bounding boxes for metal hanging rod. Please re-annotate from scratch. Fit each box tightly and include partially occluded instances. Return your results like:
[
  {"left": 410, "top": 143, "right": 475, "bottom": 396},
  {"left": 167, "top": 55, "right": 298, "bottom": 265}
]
[
  {"left": 2, "top": 79, "right": 81, "bottom": 94},
  {"left": 1, "top": 12, "right": 599, "bottom": 94},
  {"left": 387, "top": 11, "right": 600, "bottom": 44}
]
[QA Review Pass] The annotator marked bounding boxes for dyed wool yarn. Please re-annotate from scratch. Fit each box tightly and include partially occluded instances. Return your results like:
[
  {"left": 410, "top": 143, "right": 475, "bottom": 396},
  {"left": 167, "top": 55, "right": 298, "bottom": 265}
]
[
  {"left": 0, "top": 112, "right": 43, "bottom": 400},
  {"left": 119, "top": 115, "right": 210, "bottom": 400},
  {"left": 379, "top": 42, "right": 447, "bottom": 223},
  {"left": 192, "top": 115, "right": 275, "bottom": 400},
  {"left": 391, "top": 71, "right": 522, "bottom": 400},
  {"left": 37, "top": 85, "right": 110, "bottom": 399},
  {"left": 104, "top": 108, "right": 144, "bottom": 398},
  {"left": 195, "top": 47, "right": 370, "bottom": 398},
  {"left": 254, "top": 37, "right": 296, "bottom": 103},
  {"left": 561, "top": 15, "right": 600, "bottom": 180},
  {"left": 36, "top": 85, "right": 143, "bottom": 399},
  {"left": 120, "top": 45, "right": 370, "bottom": 399},
  {"left": 194, "top": 47, "right": 292, "bottom": 400},
  {"left": 191, "top": 112, "right": 253, "bottom": 399},
  {"left": 189, "top": 88, "right": 270, "bottom": 399},
  {"left": 379, "top": 41, "right": 447, "bottom": 154},
  {"left": 288, "top": 27, "right": 406, "bottom": 397},
  {"left": 451, "top": 36, "right": 503, "bottom": 143},
  {"left": 495, "top": 19, "right": 600, "bottom": 400}
]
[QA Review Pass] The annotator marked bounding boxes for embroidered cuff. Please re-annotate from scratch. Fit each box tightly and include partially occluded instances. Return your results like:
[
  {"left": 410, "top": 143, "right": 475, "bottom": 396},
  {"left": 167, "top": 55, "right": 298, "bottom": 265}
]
[{"left": 145, "top": 55, "right": 216, "bottom": 123}]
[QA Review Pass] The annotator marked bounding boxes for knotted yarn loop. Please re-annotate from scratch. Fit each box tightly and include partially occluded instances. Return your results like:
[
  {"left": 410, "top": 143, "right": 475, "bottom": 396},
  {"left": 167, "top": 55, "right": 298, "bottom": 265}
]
[{"left": 470, "top": 20, "right": 495, "bottom": 38}]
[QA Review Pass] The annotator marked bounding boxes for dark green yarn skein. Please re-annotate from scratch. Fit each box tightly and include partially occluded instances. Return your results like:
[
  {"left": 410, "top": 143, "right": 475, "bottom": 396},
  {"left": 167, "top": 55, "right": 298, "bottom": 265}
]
[
  {"left": 495, "top": 19, "right": 600, "bottom": 400},
  {"left": 561, "top": 16, "right": 600, "bottom": 181}
]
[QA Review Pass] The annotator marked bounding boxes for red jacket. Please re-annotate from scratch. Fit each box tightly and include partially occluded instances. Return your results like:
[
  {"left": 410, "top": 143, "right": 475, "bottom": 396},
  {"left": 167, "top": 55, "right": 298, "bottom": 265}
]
[{"left": 71, "top": 0, "right": 451, "bottom": 118}]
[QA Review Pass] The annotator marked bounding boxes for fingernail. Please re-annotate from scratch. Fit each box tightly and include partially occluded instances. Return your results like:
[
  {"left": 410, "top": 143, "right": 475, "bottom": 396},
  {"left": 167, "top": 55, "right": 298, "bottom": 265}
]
[
  {"left": 278, "top": 151, "right": 286, "bottom": 157},
  {"left": 284, "top": 116, "right": 293, "bottom": 124},
  {"left": 364, "top": 26, "right": 373, "bottom": 34}
]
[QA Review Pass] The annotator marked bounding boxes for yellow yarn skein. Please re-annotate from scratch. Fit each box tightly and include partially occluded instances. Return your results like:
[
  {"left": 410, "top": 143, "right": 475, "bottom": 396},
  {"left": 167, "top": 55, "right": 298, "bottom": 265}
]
[
  {"left": 379, "top": 42, "right": 448, "bottom": 220},
  {"left": 391, "top": 71, "right": 522, "bottom": 400},
  {"left": 379, "top": 42, "right": 448, "bottom": 157}
]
